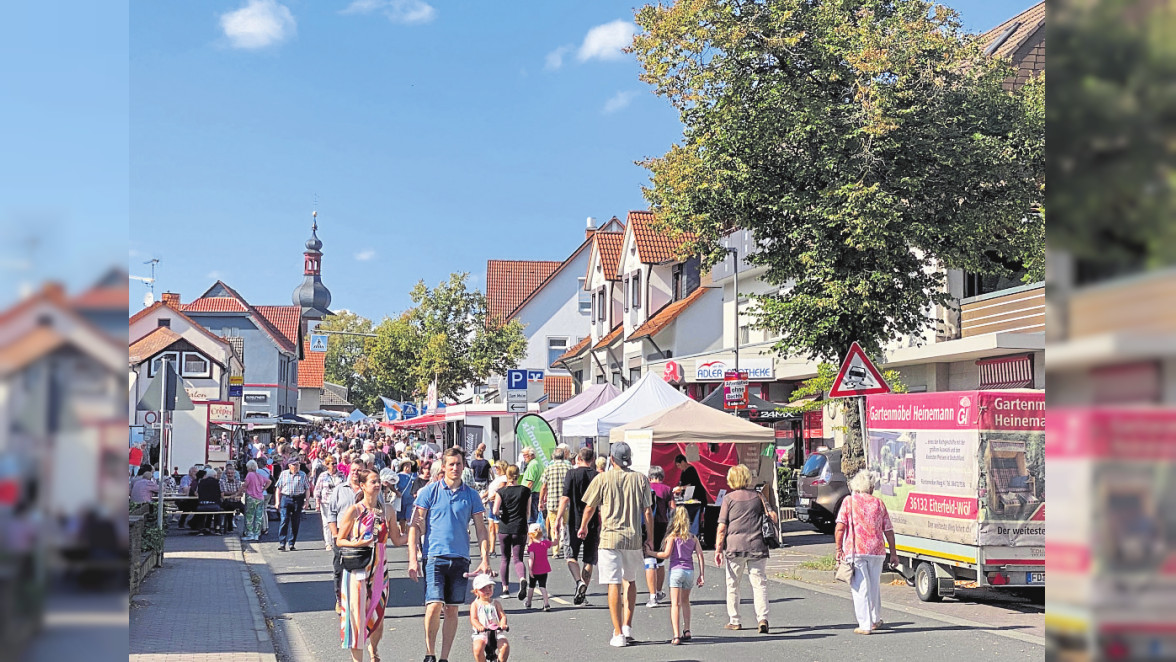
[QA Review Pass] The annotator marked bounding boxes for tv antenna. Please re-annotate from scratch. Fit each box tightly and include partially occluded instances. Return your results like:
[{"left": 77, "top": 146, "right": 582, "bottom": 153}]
[{"left": 131, "top": 258, "right": 160, "bottom": 307}]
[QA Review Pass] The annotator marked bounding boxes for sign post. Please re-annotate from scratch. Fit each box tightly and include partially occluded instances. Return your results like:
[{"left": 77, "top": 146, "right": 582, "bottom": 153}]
[
  {"left": 309, "top": 334, "right": 329, "bottom": 352},
  {"left": 506, "top": 369, "right": 528, "bottom": 414},
  {"left": 828, "top": 341, "right": 891, "bottom": 467}
]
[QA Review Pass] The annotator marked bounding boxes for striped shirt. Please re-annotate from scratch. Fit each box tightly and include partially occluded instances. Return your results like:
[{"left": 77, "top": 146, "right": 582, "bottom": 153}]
[{"left": 540, "top": 460, "right": 572, "bottom": 510}]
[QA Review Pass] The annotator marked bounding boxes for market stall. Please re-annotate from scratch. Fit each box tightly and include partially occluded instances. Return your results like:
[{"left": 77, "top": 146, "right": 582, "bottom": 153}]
[
  {"left": 540, "top": 383, "right": 620, "bottom": 439},
  {"left": 608, "top": 398, "right": 778, "bottom": 549},
  {"left": 562, "top": 372, "right": 689, "bottom": 441}
]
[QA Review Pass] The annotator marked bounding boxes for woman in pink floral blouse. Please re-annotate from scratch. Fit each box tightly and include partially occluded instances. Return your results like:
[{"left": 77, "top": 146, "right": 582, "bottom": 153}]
[{"left": 834, "top": 472, "right": 898, "bottom": 635}]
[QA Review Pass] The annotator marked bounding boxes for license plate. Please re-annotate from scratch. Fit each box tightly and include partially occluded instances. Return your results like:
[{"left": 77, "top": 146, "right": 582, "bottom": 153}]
[
  {"left": 1026, "top": 572, "right": 1044, "bottom": 584},
  {"left": 800, "top": 498, "right": 811, "bottom": 506}
]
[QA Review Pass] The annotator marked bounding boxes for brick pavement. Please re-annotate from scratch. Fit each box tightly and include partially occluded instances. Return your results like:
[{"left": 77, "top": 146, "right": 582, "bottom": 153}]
[{"left": 129, "top": 531, "right": 276, "bottom": 662}]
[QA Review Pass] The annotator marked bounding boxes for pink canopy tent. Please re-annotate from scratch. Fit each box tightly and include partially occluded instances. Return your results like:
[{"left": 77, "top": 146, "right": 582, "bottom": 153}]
[{"left": 541, "top": 382, "right": 621, "bottom": 439}]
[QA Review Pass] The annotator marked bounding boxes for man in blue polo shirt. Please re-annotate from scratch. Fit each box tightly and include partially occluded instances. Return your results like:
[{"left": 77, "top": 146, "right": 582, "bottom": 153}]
[{"left": 409, "top": 446, "right": 491, "bottom": 662}]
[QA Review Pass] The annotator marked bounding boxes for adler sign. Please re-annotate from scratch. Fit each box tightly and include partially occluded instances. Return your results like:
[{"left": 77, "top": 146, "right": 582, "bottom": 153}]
[{"left": 694, "top": 357, "right": 774, "bottom": 382}]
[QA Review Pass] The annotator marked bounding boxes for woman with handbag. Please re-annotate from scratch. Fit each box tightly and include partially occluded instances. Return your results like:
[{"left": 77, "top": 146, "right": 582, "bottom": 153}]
[
  {"left": 834, "top": 472, "right": 898, "bottom": 635},
  {"left": 714, "top": 464, "right": 777, "bottom": 634},
  {"left": 336, "top": 469, "right": 406, "bottom": 662}
]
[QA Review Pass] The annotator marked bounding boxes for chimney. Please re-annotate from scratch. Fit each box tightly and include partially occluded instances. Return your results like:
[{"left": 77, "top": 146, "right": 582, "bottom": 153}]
[
  {"left": 585, "top": 216, "right": 598, "bottom": 239},
  {"left": 161, "top": 292, "right": 180, "bottom": 306},
  {"left": 42, "top": 282, "right": 66, "bottom": 303}
]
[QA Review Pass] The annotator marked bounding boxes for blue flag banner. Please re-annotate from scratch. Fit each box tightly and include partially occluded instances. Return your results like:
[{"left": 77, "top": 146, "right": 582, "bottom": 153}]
[{"left": 380, "top": 397, "right": 402, "bottom": 421}]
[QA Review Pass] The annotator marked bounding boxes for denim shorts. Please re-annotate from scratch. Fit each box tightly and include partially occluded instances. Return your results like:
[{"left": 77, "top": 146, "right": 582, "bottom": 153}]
[
  {"left": 668, "top": 568, "right": 695, "bottom": 589},
  {"left": 425, "top": 556, "right": 471, "bottom": 605}
]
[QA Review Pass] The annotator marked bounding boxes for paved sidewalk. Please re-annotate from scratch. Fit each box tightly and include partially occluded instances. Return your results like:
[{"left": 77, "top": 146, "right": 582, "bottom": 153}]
[{"left": 130, "top": 531, "right": 276, "bottom": 662}]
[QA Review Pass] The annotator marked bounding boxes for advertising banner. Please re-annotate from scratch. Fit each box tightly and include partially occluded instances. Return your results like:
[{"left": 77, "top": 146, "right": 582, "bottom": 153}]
[
  {"left": 514, "top": 414, "right": 558, "bottom": 475},
  {"left": 866, "top": 391, "right": 1044, "bottom": 547},
  {"left": 463, "top": 425, "right": 484, "bottom": 457}
]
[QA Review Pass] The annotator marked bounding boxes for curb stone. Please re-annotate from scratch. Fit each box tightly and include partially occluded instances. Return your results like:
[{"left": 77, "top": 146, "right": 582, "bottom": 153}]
[{"left": 228, "top": 536, "right": 280, "bottom": 662}]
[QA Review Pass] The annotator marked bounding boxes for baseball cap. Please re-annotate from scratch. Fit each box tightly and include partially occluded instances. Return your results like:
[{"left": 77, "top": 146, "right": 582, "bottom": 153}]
[
  {"left": 610, "top": 442, "right": 633, "bottom": 469},
  {"left": 471, "top": 574, "right": 495, "bottom": 591},
  {"left": 528, "top": 522, "right": 543, "bottom": 535}
]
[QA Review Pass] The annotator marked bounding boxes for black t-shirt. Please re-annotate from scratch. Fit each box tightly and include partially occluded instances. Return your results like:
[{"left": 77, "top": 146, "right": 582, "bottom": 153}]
[
  {"left": 497, "top": 485, "right": 532, "bottom": 536},
  {"left": 678, "top": 465, "right": 710, "bottom": 505},
  {"left": 563, "top": 467, "right": 599, "bottom": 531},
  {"left": 470, "top": 458, "right": 491, "bottom": 483},
  {"left": 196, "top": 477, "right": 222, "bottom": 504}
]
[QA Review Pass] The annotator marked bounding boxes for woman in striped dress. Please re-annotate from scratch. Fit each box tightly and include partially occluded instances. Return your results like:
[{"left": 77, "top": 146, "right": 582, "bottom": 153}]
[{"left": 336, "top": 469, "right": 405, "bottom": 661}]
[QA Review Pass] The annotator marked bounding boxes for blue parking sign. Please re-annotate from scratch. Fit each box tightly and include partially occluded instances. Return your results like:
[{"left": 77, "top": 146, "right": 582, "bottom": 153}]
[{"left": 507, "top": 370, "right": 526, "bottom": 390}]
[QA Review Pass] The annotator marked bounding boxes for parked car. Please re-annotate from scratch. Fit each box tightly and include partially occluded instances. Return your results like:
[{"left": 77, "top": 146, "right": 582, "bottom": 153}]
[{"left": 795, "top": 448, "right": 849, "bottom": 535}]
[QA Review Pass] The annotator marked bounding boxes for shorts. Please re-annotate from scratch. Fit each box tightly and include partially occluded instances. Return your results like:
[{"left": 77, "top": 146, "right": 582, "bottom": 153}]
[
  {"left": 668, "top": 568, "right": 695, "bottom": 589},
  {"left": 644, "top": 556, "right": 665, "bottom": 570},
  {"left": 564, "top": 526, "right": 599, "bottom": 566},
  {"left": 527, "top": 573, "right": 548, "bottom": 589},
  {"left": 485, "top": 509, "right": 499, "bottom": 524},
  {"left": 597, "top": 549, "right": 643, "bottom": 585},
  {"left": 424, "top": 555, "right": 471, "bottom": 605},
  {"left": 472, "top": 630, "right": 507, "bottom": 644}
]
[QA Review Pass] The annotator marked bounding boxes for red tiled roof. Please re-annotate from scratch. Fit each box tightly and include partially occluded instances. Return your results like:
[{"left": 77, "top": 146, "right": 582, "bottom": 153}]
[
  {"left": 181, "top": 297, "right": 248, "bottom": 313},
  {"left": 0, "top": 327, "right": 67, "bottom": 376},
  {"left": 628, "top": 286, "right": 711, "bottom": 341},
  {"left": 128, "top": 326, "right": 183, "bottom": 364},
  {"left": 550, "top": 335, "right": 591, "bottom": 368},
  {"left": 593, "top": 232, "right": 624, "bottom": 282},
  {"left": 486, "top": 260, "right": 563, "bottom": 324},
  {"left": 544, "top": 375, "right": 575, "bottom": 405},
  {"left": 73, "top": 285, "right": 129, "bottom": 311},
  {"left": 255, "top": 306, "right": 301, "bottom": 348},
  {"left": 298, "top": 338, "right": 325, "bottom": 389},
  {"left": 979, "top": 1, "right": 1045, "bottom": 90},
  {"left": 592, "top": 323, "right": 624, "bottom": 351},
  {"left": 629, "top": 211, "right": 695, "bottom": 264}
]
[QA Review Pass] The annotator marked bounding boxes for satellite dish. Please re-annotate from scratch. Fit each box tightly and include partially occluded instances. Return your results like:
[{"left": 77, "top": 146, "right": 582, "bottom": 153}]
[{"left": 144, "top": 292, "right": 155, "bottom": 307}]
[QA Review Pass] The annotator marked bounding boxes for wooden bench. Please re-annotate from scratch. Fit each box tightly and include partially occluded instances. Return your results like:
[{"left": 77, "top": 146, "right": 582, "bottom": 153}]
[{"left": 169, "top": 510, "right": 239, "bottom": 534}]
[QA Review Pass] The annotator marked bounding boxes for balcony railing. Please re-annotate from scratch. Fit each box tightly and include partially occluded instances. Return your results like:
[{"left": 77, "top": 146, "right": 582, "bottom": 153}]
[{"left": 960, "top": 282, "right": 1045, "bottom": 338}]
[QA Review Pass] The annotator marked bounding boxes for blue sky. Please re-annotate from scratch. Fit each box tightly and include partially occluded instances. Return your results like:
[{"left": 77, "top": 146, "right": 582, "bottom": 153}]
[{"left": 123, "top": 0, "right": 1033, "bottom": 321}]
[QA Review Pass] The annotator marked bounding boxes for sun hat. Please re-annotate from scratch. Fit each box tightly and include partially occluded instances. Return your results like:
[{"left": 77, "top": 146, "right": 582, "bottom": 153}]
[{"left": 472, "top": 574, "right": 495, "bottom": 591}]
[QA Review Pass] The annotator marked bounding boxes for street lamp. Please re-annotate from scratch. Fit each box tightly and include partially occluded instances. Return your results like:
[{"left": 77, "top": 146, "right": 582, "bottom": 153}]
[{"left": 725, "top": 245, "right": 739, "bottom": 371}]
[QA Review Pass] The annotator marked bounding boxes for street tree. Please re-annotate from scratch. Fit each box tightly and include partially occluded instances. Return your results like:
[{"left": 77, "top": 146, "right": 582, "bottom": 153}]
[
  {"left": 631, "top": 0, "right": 1044, "bottom": 472},
  {"left": 314, "top": 310, "right": 378, "bottom": 413}
]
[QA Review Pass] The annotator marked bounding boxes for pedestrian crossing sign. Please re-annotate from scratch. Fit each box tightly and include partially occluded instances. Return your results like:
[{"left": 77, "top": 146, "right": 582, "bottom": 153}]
[{"left": 310, "top": 334, "right": 328, "bottom": 352}]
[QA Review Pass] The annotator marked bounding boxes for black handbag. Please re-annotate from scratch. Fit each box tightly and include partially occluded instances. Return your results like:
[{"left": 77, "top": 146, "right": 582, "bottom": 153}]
[
  {"left": 758, "top": 492, "right": 780, "bottom": 549},
  {"left": 339, "top": 546, "right": 373, "bottom": 571}
]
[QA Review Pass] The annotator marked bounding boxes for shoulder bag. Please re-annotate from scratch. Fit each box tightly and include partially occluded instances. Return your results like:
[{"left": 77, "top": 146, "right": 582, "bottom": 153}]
[
  {"left": 757, "top": 490, "right": 780, "bottom": 549},
  {"left": 339, "top": 503, "right": 375, "bottom": 571},
  {"left": 834, "top": 495, "right": 855, "bottom": 583}
]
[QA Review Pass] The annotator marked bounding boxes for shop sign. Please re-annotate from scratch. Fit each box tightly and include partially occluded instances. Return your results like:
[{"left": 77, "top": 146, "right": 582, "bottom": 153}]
[
  {"left": 695, "top": 357, "right": 774, "bottom": 381},
  {"left": 230, "top": 375, "right": 244, "bottom": 386},
  {"left": 209, "top": 403, "right": 235, "bottom": 422},
  {"left": 723, "top": 370, "right": 749, "bottom": 410},
  {"left": 662, "top": 361, "right": 683, "bottom": 384}
]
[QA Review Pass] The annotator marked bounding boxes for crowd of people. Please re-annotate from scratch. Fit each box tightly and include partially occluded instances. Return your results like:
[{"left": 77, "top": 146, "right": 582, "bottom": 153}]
[{"left": 130, "top": 418, "right": 898, "bottom": 661}]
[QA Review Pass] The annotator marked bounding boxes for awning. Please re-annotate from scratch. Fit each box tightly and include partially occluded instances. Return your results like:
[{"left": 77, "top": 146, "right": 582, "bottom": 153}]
[
  {"left": 386, "top": 413, "right": 448, "bottom": 429},
  {"left": 977, "top": 354, "right": 1033, "bottom": 389}
]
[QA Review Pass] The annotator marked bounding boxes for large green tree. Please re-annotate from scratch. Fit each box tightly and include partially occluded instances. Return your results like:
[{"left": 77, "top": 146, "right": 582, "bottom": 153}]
[
  {"left": 631, "top": 0, "right": 1045, "bottom": 365},
  {"left": 315, "top": 310, "right": 378, "bottom": 412},
  {"left": 366, "top": 273, "right": 528, "bottom": 403}
]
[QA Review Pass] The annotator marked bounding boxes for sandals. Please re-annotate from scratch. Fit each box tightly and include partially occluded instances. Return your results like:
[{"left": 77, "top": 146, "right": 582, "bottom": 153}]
[
  {"left": 368, "top": 646, "right": 381, "bottom": 662},
  {"left": 670, "top": 637, "right": 681, "bottom": 646},
  {"left": 681, "top": 630, "right": 692, "bottom": 641}
]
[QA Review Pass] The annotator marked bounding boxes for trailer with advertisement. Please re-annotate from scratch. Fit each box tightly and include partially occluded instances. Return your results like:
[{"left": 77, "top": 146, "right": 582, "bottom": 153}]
[{"left": 864, "top": 390, "right": 1045, "bottom": 601}]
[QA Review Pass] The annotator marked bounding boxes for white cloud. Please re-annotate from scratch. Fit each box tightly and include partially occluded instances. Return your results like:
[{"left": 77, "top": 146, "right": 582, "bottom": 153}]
[
  {"left": 545, "top": 45, "right": 572, "bottom": 71},
  {"left": 206, "top": 270, "right": 223, "bottom": 280},
  {"left": 355, "top": 249, "right": 376, "bottom": 261},
  {"left": 219, "top": 0, "right": 296, "bottom": 49},
  {"left": 342, "top": 0, "right": 436, "bottom": 25},
  {"left": 602, "top": 90, "right": 638, "bottom": 114},
  {"left": 577, "top": 20, "right": 636, "bottom": 62}
]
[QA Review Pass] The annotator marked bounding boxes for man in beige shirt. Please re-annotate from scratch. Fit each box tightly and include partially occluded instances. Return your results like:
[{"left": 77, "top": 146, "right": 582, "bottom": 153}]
[{"left": 578, "top": 442, "right": 653, "bottom": 648}]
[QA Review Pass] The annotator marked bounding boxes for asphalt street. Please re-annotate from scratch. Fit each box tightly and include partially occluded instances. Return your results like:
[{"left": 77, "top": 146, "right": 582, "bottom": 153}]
[{"left": 250, "top": 512, "right": 1043, "bottom": 662}]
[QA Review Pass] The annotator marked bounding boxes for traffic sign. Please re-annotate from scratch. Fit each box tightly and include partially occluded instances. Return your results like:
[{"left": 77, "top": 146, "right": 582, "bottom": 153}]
[
  {"left": 829, "top": 342, "right": 890, "bottom": 398},
  {"left": 507, "top": 390, "right": 527, "bottom": 403},
  {"left": 310, "top": 334, "right": 329, "bottom": 352},
  {"left": 507, "top": 370, "right": 527, "bottom": 391},
  {"left": 507, "top": 402, "right": 528, "bottom": 413}
]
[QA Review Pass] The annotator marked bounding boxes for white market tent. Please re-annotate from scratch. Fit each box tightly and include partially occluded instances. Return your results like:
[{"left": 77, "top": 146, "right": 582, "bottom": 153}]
[
  {"left": 541, "top": 382, "right": 621, "bottom": 438},
  {"left": 561, "top": 371, "right": 690, "bottom": 439},
  {"left": 608, "top": 398, "right": 780, "bottom": 515}
]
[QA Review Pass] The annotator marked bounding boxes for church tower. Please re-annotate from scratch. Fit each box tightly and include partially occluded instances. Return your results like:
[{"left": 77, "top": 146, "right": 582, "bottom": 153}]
[{"left": 292, "top": 210, "right": 333, "bottom": 321}]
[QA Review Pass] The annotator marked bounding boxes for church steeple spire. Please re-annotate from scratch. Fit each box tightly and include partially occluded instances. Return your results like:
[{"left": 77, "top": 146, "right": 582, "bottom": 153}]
[{"left": 293, "top": 209, "right": 333, "bottom": 320}]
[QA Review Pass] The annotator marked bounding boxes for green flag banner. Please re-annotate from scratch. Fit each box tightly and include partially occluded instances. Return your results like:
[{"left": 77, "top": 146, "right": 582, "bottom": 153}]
[{"left": 514, "top": 414, "right": 558, "bottom": 474}]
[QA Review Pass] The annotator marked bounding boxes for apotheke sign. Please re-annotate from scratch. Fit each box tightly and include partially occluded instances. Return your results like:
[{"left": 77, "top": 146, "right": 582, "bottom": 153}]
[{"left": 695, "top": 358, "right": 774, "bottom": 381}]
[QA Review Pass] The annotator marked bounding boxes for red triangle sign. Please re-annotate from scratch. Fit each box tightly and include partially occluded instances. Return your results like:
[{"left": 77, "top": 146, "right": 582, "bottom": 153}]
[{"left": 829, "top": 341, "right": 891, "bottom": 398}]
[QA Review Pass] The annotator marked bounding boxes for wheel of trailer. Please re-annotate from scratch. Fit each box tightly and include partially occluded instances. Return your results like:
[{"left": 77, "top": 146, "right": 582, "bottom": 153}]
[{"left": 914, "top": 562, "right": 942, "bottom": 602}]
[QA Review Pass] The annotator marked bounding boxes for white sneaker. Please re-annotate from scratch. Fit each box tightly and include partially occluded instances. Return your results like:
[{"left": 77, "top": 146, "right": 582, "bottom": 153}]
[
  {"left": 609, "top": 634, "right": 628, "bottom": 647},
  {"left": 622, "top": 625, "right": 633, "bottom": 642},
  {"left": 645, "top": 597, "right": 659, "bottom": 608}
]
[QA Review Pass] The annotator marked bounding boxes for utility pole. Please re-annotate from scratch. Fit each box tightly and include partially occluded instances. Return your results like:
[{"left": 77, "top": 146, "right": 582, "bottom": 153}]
[{"left": 726, "top": 245, "right": 740, "bottom": 371}]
